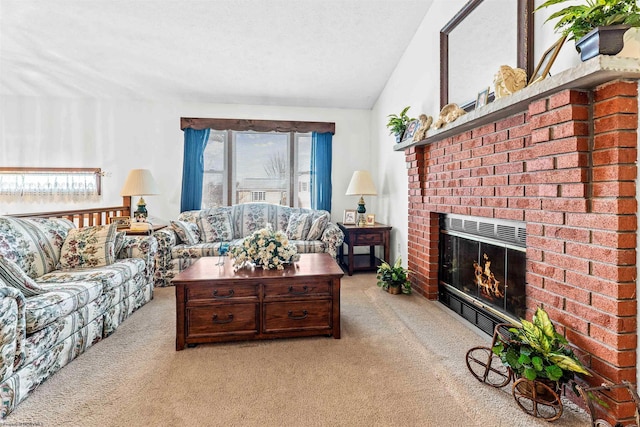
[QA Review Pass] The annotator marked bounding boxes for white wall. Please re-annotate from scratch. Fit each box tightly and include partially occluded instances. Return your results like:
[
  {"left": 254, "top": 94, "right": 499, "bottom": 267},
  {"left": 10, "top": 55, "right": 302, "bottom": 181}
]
[
  {"left": 0, "top": 96, "right": 370, "bottom": 224},
  {"left": 371, "top": 0, "right": 582, "bottom": 265}
]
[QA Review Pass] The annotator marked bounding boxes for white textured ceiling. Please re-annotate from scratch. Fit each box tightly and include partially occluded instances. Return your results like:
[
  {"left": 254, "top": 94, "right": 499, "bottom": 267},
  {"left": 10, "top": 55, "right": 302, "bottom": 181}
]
[{"left": 1, "top": 0, "right": 434, "bottom": 109}]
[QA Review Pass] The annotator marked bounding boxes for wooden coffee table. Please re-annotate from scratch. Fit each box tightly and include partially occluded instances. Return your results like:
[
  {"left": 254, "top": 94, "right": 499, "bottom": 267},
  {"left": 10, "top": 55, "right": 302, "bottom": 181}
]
[{"left": 173, "top": 253, "right": 344, "bottom": 350}]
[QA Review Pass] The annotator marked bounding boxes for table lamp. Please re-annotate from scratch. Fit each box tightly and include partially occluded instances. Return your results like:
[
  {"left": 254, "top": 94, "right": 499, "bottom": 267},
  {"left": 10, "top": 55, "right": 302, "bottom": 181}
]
[
  {"left": 345, "top": 170, "right": 377, "bottom": 227},
  {"left": 120, "top": 169, "right": 159, "bottom": 222}
]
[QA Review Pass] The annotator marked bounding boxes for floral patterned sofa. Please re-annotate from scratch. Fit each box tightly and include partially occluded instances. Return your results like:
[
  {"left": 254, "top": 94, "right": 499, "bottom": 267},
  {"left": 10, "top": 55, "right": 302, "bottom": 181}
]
[
  {"left": 153, "top": 203, "right": 344, "bottom": 286},
  {"left": 0, "top": 216, "right": 157, "bottom": 418}
]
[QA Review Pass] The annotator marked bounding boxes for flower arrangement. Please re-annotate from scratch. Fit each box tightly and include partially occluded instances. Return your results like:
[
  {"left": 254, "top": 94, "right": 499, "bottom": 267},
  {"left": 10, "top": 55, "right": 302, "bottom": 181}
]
[{"left": 229, "top": 224, "right": 298, "bottom": 270}]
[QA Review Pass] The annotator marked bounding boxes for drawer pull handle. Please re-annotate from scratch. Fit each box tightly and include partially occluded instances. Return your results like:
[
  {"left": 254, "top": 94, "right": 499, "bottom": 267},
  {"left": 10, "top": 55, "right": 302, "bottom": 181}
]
[
  {"left": 288, "top": 285, "right": 310, "bottom": 295},
  {"left": 212, "top": 289, "right": 234, "bottom": 299},
  {"left": 212, "top": 314, "right": 234, "bottom": 324},
  {"left": 287, "top": 310, "right": 308, "bottom": 320}
]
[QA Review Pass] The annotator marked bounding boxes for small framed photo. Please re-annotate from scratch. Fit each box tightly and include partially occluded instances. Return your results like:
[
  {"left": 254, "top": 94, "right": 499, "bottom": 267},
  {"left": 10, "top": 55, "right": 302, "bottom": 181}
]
[
  {"left": 343, "top": 209, "right": 356, "bottom": 225},
  {"left": 528, "top": 35, "right": 567, "bottom": 86},
  {"left": 476, "top": 87, "right": 490, "bottom": 109},
  {"left": 365, "top": 214, "right": 376, "bottom": 226},
  {"left": 402, "top": 119, "right": 420, "bottom": 141},
  {"left": 108, "top": 216, "right": 131, "bottom": 229}
]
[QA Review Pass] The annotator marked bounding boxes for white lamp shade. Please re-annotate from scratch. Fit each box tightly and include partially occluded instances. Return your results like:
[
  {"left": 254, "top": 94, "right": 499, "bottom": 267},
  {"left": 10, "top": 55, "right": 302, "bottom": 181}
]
[
  {"left": 345, "top": 170, "right": 377, "bottom": 196},
  {"left": 120, "top": 169, "right": 159, "bottom": 196}
]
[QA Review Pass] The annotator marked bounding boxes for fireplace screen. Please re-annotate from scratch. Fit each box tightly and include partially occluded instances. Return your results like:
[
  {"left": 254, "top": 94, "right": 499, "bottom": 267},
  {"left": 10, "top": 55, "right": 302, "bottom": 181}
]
[{"left": 439, "top": 214, "right": 526, "bottom": 324}]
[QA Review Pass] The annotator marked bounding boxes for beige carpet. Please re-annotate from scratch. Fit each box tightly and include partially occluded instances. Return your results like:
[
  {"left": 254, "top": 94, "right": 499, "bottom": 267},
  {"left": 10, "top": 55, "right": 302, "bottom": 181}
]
[{"left": 6, "top": 273, "right": 590, "bottom": 426}]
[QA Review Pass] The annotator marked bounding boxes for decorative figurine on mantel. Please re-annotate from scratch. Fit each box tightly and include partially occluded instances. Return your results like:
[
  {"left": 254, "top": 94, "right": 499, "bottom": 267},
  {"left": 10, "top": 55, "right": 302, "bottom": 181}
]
[
  {"left": 413, "top": 114, "right": 433, "bottom": 141},
  {"left": 433, "top": 104, "right": 466, "bottom": 129},
  {"left": 494, "top": 65, "right": 527, "bottom": 99}
]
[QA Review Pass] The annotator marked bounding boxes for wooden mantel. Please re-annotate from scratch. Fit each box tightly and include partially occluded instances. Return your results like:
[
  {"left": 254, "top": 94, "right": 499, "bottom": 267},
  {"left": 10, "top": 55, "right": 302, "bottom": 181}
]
[{"left": 395, "top": 56, "right": 640, "bottom": 151}]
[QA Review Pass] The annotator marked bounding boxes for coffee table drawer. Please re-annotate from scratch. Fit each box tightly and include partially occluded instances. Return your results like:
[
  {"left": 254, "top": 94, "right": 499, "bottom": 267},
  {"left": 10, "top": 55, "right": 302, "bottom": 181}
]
[
  {"left": 263, "top": 300, "right": 331, "bottom": 332},
  {"left": 187, "top": 303, "right": 258, "bottom": 336},
  {"left": 186, "top": 283, "right": 258, "bottom": 301},
  {"left": 264, "top": 281, "right": 332, "bottom": 298}
]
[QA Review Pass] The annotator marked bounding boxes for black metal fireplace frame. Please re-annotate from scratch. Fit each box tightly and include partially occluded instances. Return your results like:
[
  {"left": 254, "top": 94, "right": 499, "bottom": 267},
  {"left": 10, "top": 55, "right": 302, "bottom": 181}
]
[{"left": 438, "top": 214, "right": 526, "bottom": 335}]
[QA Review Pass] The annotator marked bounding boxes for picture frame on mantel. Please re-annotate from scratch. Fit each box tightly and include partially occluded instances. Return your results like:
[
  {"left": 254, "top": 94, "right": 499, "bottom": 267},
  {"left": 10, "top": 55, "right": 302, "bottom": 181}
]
[
  {"left": 528, "top": 35, "right": 567, "bottom": 86},
  {"left": 402, "top": 119, "right": 420, "bottom": 142},
  {"left": 476, "top": 87, "right": 490, "bottom": 109}
]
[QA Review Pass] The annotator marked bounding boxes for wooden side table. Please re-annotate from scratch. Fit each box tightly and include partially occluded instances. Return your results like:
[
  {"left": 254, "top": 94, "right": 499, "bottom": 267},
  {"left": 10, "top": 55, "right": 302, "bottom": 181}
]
[{"left": 337, "top": 222, "right": 392, "bottom": 276}]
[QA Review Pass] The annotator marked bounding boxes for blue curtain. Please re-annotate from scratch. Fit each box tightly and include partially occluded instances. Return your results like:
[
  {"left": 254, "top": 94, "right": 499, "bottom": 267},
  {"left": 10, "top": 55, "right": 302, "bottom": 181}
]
[
  {"left": 180, "top": 128, "right": 210, "bottom": 212},
  {"left": 310, "top": 132, "right": 332, "bottom": 211}
]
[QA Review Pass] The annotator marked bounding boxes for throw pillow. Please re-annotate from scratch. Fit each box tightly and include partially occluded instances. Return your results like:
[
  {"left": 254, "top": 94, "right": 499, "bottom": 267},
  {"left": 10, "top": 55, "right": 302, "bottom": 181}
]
[
  {"left": 286, "top": 213, "right": 312, "bottom": 240},
  {"left": 59, "top": 224, "right": 118, "bottom": 269},
  {"left": 198, "top": 211, "right": 233, "bottom": 243},
  {"left": 306, "top": 213, "right": 329, "bottom": 240},
  {"left": 0, "top": 255, "right": 47, "bottom": 297},
  {"left": 170, "top": 220, "right": 200, "bottom": 245}
]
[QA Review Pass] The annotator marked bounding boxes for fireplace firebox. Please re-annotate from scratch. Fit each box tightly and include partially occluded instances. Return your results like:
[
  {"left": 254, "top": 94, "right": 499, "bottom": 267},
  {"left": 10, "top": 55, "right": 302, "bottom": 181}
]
[{"left": 439, "top": 214, "right": 526, "bottom": 335}]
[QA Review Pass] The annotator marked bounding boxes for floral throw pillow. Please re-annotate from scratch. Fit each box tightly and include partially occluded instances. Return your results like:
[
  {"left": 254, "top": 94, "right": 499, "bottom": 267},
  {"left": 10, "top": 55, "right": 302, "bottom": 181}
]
[
  {"left": 306, "top": 213, "right": 329, "bottom": 240},
  {"left": 59, "top": 224, "right": 118, "bottom": 269},
  {"left": 198, "top": 211, "right": 233, "bottom": 243},
  {"left": 286, "top": 213, "right": 312, "bottom": 240},
  {"left": 0, "top": 255, "right": 48, "bottom": 297},
  {"left": 170, "top": 220, "right": 200, "bottom": 245}
]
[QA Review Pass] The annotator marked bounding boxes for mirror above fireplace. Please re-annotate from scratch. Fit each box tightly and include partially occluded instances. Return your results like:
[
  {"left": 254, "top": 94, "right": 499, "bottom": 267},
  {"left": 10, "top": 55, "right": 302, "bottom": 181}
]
[{"left": 440, "top": 0, "right": 534, "bottom": 109}]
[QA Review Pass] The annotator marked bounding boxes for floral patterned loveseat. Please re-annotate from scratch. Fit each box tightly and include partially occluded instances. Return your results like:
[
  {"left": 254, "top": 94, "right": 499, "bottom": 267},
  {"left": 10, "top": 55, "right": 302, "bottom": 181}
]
[
  {"left": 0, "top": 216, "right": 157, "bottom": 418},
  {"left": 153, "top": 203, "right": 344, "bottom": 286}
]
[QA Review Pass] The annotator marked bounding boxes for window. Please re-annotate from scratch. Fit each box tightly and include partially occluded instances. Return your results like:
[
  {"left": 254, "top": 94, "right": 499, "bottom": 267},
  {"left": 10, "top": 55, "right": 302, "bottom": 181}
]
[
  {"left": 202, "top": 131, "right": 311, "bottom": 208},
  {"left": 251, "top": 191, "right": 266, "bottom": 202},
  {"left": 181, "top": 117, "right": 334, "bottom": 212},
  {"left": 0, "top": 167, "right": 102, "bottom": 200}
]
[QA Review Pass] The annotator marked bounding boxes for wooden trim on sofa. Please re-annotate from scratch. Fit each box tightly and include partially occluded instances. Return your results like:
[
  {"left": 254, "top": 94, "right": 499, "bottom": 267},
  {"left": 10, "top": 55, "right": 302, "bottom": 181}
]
[
  {"left": 180, "top": 118, "right": 336, "bottom": 135},
  {"left": 11, "top": 196, "right": 132, "bottom": 228}
]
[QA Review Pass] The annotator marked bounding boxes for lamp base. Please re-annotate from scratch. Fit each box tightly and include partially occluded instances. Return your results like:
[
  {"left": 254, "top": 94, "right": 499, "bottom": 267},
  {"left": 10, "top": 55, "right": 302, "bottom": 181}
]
[
  {"left": 357, "top": 196, "right": 366, "bottom": 227},
  {"left": 134, "top": 197, "right": 148, "bottom": 222}
]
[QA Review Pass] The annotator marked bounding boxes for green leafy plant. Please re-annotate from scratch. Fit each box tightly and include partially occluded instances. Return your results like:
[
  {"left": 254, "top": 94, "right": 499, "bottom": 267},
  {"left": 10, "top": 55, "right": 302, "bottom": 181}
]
[
  {"left": 492, "top": 307, "right": 591, "bottom": 384},
  {"left": 386, "top": 106, "right": 414, "bottom": 137},
  {"left": 536, "top": 0, "right": 640, "bottom": 42},
  {"left": 376, "top": 257, "right": 411, "bottom": 294}
]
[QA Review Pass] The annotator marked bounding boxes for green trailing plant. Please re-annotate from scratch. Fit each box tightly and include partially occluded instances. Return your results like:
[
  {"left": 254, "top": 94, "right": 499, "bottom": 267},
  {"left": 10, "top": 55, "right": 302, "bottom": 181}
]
[
  {"left": 536, "top": 0, "right": 640, "bottom": 42},
  {"left": 376, "top": 257, "right": 411, "bottom": 294},
  {"left": 492, "top": 307, "right": 591, "bottom": 384},
  {"left": 386, "top": 106, "right": 414, "bottom": 137}
]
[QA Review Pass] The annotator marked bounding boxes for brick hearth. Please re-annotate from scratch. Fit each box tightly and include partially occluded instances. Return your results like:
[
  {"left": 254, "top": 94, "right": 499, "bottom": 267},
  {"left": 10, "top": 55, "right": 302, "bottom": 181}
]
[{"left": 403, "top": 78, "right": 638, "bottom": 423}]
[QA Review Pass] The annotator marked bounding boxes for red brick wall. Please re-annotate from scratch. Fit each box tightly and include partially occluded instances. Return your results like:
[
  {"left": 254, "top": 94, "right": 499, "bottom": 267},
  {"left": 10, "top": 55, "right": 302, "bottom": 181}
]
[{"left": 405, "top": 80, "right": 638, "bottom": 423}]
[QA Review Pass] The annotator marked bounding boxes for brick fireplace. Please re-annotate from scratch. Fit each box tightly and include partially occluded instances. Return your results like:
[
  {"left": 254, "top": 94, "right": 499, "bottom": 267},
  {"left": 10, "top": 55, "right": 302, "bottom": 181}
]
[{"left": 398, "top": 58, "right": 640, "bottom": 424}]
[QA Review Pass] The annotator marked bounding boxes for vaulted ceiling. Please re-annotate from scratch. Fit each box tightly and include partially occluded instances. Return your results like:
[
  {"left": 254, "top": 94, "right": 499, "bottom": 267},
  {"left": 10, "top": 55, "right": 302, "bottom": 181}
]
[{"left": 1, "top": 0, "right": 435, "bottom": 109}]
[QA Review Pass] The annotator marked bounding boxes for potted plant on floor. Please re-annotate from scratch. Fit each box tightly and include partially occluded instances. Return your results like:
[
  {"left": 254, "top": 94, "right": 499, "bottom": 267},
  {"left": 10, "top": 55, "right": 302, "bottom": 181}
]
[
  {"left": 536, "top": 0, "right": 640, "bottom": 61},
  {"left": 386, "top": 106, "right": 414, "bottom": 143},
  {"left": 492, "top": 306, "right": 591, "bottom": 418},
  {"left": 376, "top": 257, "right": 411, "bottom": 295}
]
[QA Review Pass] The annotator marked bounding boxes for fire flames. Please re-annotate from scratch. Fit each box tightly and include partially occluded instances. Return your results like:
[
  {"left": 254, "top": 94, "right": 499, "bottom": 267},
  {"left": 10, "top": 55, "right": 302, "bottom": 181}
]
[{"left": 473, "top": 253, "right": 503, "bottom": 298}]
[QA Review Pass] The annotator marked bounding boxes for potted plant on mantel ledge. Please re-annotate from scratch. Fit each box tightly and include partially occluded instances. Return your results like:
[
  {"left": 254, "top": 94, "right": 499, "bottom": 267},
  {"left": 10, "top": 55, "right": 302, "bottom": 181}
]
[
  {"left": 386, "top": 106, "right": 414, "bottom": 143},
  {"left": 537, "top": 0, "right": 640, "bottom": 61}
]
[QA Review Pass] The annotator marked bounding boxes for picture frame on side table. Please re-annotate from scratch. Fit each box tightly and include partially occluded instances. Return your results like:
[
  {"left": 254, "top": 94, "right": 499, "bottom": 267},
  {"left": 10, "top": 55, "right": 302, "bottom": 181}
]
[
  {"left": 528, "top": 35, "right": 567, "bottom": 86},
  {"left": 343, "top": 209, "right": 356, "bottom": 225},
  {"left": 108, "top": 216, "right": 131, "bottom": 229},
  {"left": 476, "top": 87, "right": 490, "bottom": 109},
  {"left": 365, "top": 214, "right": 376, "bottom": 226}
]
